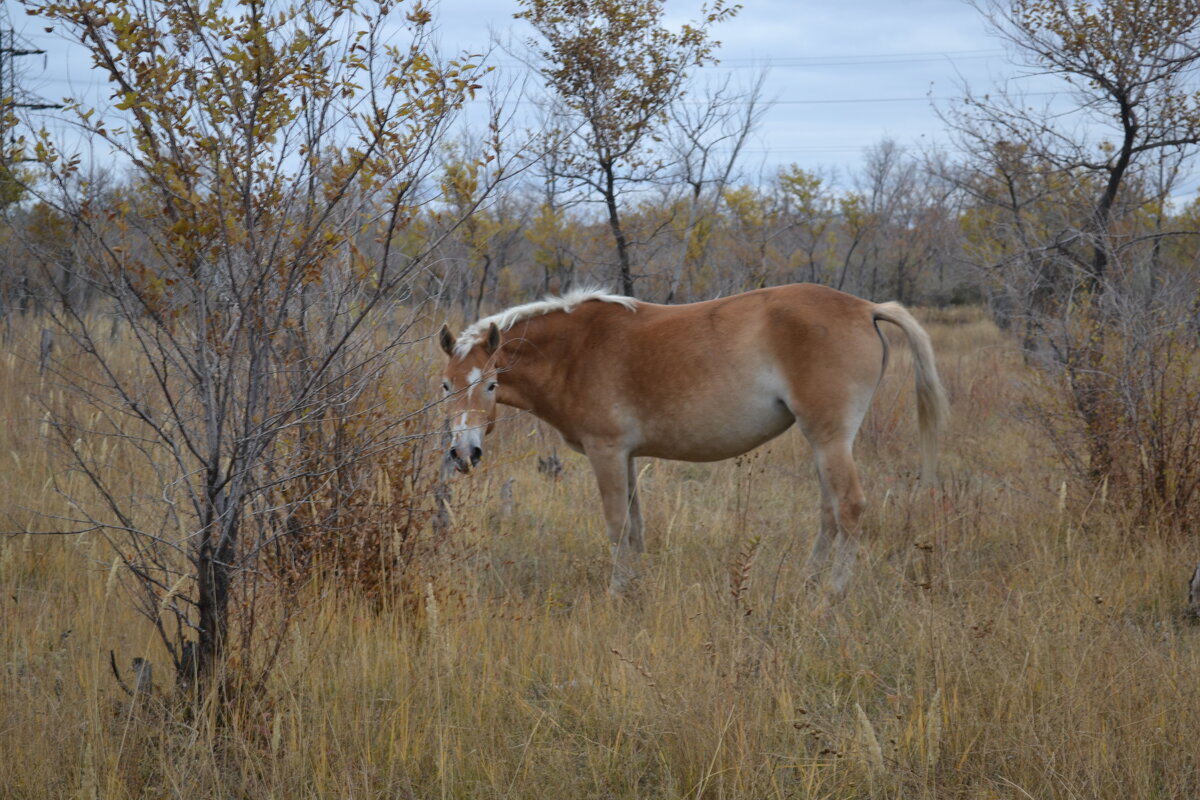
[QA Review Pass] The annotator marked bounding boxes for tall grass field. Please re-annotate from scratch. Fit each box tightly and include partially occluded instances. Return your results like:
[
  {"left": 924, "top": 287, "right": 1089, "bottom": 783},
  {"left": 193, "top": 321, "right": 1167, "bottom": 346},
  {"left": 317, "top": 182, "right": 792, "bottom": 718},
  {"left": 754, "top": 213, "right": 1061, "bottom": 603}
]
[{"left": 2, "top": 308, "right": 1198, "bottom": 798}]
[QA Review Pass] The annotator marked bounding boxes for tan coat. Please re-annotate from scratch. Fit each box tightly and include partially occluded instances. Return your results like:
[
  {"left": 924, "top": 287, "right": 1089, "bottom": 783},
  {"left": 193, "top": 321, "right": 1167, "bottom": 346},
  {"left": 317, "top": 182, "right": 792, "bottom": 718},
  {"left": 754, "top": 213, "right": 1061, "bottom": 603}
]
[{"left": 441, "top": 283, "right": 947, "bottom": 596}]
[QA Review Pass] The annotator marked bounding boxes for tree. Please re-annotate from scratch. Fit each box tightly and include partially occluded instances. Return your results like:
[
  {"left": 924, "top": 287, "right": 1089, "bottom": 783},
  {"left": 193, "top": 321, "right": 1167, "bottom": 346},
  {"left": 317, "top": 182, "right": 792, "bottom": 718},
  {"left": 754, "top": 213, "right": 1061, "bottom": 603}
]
[
  {"left": 525, "top": 177, "right": 585, "bottom": 294},
  {"left": 719, "top": 182, "right": 787, "bottom": 291},
  {"left": 16, "top": 0, "right": 502, "bottom": 697},
  {"left": 962, "top": 0, "right": 1200, "bottom": 290},
  {"left": 663, "top": 71, "right": 767, "bottom": 302},
  {"left": 775, "top": 165, "right": 836, "bottom": 286},
  {"left": 515, "top": 0, "right": 738, "bottom": 296},
  {"left": 436, "top": 142, "right": 510, "bottom": 318},
  {"left": 852, "top": 140, "right": 959, "bottom": 304},
  {"left": 948, "top": 0, "right": 1200, "bottom": 521}
]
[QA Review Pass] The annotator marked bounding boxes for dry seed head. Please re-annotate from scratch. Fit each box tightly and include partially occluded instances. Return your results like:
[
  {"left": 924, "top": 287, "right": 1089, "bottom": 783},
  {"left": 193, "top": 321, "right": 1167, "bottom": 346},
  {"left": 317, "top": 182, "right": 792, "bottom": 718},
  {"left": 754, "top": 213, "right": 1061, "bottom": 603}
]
[
  {"left": 855, "top": 702, "right": 885, "bottom": 777},
  {"left": 424, "top": 581, "right": 440, "bottom": 639},
  {"left": 104, "top": 556, "right": 121, "bottom": 601}
]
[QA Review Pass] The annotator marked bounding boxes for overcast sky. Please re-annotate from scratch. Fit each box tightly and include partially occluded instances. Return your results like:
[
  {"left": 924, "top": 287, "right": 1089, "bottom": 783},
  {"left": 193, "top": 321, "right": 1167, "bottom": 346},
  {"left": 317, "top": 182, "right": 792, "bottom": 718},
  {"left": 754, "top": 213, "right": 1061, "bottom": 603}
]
[{"left": 6, "top": 0, "right": 1148, "bottom": 192}]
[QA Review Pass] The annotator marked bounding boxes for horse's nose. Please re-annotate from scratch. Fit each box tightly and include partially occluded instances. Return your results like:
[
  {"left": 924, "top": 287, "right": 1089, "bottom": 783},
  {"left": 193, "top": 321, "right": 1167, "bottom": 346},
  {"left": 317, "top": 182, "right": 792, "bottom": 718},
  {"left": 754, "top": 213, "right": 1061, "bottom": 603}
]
[{"left": 469, "top": 446, "right": 482, "bottom": 467}]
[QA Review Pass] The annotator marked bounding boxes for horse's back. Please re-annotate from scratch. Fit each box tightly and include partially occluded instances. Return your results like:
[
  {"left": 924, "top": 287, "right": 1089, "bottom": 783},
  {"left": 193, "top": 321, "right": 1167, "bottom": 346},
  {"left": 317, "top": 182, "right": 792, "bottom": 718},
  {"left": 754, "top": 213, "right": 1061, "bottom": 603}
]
[{"left": 570, "top": 283, "right": 884, "bottom": 393}]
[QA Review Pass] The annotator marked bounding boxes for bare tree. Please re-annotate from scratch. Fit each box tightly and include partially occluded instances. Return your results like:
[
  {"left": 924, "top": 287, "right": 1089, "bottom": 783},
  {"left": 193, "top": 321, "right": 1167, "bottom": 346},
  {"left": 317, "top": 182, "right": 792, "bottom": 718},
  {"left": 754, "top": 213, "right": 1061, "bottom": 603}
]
[
  {"left": 946, "top": 0, "right": 1200, "bottom": 521},
  {"left": 663, "top": 71, "right": 769, "bottom": 302},
  {"left": 515, "top": 0, "right": 738, "bottom": 297},
  {"left": 14, "top": 0, "right": 507, "bottom": 697},
  {"left": 955, "top": 0, "right": 1200, "bottom": 290}
]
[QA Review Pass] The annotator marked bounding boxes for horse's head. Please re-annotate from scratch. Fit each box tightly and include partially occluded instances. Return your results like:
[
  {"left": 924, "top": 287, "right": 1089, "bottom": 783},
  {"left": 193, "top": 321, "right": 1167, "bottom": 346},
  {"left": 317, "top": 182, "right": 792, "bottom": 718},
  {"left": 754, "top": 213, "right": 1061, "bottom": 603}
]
[{"left": 438, "top": 321, "right": 501, "bottom": 473}]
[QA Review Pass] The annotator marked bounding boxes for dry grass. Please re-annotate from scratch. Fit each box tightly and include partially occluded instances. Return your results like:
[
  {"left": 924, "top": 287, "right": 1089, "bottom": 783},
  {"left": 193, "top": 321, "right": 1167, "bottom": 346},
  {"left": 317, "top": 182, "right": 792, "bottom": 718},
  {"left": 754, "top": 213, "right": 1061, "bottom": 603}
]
[{"left": 3, "top": 308, "right": 1200, "bottom": 799}]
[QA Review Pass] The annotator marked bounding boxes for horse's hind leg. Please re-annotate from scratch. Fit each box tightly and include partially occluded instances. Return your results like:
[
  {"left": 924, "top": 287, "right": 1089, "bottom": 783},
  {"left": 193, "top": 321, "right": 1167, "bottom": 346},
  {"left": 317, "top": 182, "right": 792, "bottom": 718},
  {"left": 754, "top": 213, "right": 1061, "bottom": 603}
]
[
  {"left": 818, "top": 440, "right": 867, "bottom": 595},
  {"left": 803, "top": 465, "right": 839, "bottom": 584},
  {"left": 787, "top": 341, "right": 879, "bottom": 595},
  {"left": 797, "top": 415, "right": 870, "bottom": 593}
]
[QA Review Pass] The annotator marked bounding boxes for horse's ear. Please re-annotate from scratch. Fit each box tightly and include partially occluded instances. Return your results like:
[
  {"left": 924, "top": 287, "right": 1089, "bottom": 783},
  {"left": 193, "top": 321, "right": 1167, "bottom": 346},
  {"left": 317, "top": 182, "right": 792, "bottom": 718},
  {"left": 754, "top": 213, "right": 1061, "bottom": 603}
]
[
  {"left": 439, "top": 324, "right": 456, "bottom": 357},
  {"left": 484, "top": 322, "right": 500, "bottom": 354}
]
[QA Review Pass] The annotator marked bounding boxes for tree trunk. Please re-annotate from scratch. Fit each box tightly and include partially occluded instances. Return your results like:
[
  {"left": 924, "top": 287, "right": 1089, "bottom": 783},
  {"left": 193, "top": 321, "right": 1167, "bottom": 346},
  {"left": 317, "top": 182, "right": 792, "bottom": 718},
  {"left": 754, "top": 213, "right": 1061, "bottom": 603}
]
[
  {"left": 666, "top": 181, "right": 702, "bottom": 304},
  {"left": 602, "top": 163, "right": 635, "bottom": 297},
  {"left": 1067, "top": 101, "right": 1136, "bottom": 484},
  {"left": 473, "top": 253, "right": 492, "bottom": 319},
  {"left": 192, "top": 490, "right": 238, "bottom": 693}
]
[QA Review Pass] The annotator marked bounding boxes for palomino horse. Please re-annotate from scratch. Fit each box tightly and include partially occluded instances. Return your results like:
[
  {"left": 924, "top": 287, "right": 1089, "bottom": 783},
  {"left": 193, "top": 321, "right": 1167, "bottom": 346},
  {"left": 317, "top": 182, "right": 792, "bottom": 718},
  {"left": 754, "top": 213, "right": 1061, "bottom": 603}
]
[{"left": 438, "top": 283, "right": 948, "bottom": 595}]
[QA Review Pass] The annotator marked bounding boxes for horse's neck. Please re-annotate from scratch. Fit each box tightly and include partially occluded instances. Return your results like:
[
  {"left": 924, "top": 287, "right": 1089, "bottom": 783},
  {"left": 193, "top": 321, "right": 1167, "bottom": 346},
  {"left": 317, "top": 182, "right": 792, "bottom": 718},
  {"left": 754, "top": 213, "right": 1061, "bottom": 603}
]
[{"left": 495, "top": 316, "right": 568, "bottom": 412}]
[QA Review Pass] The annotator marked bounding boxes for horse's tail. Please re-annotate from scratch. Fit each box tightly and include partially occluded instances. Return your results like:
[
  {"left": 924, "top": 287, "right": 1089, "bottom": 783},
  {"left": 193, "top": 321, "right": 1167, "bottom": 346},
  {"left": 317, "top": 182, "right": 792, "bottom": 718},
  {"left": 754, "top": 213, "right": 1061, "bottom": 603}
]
[{"left": 872, "top": 302, "right": 949, "bottom": 482}]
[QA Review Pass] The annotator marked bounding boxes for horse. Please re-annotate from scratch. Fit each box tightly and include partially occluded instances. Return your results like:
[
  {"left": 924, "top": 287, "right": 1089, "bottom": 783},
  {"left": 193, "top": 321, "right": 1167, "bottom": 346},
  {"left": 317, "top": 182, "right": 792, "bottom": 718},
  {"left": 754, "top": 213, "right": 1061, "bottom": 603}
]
[{"left": 438, "top": 283, "right": 948, "bottom": 596}]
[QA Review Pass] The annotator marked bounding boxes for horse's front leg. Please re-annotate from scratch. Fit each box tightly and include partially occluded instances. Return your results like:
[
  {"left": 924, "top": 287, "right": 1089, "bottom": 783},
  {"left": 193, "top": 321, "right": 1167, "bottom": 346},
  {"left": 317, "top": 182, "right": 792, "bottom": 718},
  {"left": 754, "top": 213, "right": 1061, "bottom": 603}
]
[
  {"left": 586, "top": 444, "right": 642, "bottom": 596},
  {"left": 626, "top": 456, "right": 645, "bottom": 554}
]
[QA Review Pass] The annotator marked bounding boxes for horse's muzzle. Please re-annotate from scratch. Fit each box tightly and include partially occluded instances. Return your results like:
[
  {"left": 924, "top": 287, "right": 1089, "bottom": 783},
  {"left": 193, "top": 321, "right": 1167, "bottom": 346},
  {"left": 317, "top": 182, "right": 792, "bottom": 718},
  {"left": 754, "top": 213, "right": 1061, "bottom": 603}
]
[{"left": 449, "top": 446, "right": 482, "bottom": 473}]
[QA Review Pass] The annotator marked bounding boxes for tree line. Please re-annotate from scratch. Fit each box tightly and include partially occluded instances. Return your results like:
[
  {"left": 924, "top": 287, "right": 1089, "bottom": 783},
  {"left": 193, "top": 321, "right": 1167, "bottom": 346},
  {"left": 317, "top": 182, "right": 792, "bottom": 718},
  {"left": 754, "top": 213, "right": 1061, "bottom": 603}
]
[{"left": 0, "top": 137, "right": 982, "bottom": 316}]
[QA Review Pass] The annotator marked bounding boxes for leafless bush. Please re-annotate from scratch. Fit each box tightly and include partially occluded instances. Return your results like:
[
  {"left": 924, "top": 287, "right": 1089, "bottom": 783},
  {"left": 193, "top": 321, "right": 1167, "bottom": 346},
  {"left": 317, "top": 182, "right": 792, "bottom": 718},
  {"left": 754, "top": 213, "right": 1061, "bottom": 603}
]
[
  {"left": 1025, "top": 272, "right": 1200, "bottom": 531},
  {"left": 263, "top": 367, "right": 455, "bottom": 604}
]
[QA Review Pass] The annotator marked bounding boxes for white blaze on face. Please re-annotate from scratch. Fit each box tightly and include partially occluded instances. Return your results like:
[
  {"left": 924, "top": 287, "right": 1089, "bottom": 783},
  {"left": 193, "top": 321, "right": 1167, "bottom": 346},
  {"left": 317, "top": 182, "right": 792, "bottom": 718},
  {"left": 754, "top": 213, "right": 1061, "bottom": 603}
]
[{"left": 449, "top": 366, "right": 489, "bottom": 465}]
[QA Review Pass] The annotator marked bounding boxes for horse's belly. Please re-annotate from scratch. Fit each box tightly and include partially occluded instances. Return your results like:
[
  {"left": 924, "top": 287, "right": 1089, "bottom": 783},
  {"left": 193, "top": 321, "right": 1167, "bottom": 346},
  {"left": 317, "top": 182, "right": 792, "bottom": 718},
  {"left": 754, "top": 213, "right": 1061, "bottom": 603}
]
[{"left": 632, "top": 398, "right": 794, "bottom": 462}]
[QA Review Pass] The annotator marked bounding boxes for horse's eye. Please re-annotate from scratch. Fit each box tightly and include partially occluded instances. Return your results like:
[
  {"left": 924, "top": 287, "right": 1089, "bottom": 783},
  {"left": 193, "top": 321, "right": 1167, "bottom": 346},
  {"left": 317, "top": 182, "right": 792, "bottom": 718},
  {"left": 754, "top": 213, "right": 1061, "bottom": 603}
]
[
  {"left": 486, "top": 382, "right": 497, "bottom": 392},
  {"left": 442, "top": 381, "right": 451, "bottom": 393}
]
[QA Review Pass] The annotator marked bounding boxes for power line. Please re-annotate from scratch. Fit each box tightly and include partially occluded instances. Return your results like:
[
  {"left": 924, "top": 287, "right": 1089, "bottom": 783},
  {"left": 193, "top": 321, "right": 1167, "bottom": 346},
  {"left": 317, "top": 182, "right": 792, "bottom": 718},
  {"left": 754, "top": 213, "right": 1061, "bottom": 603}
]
[
  {"left": 717, "top": 50, "right": 1008, "bottom": 68},
  {"left": 772, "top": 90, "right": 1063, "bottom": 105},
  {"left": 1, "top": 23, "right": 62, "bottom": 160},
  {"left": 436, "top": 47, "right": 1011, "bottom": 73},
  {"left": 726, "top": 48, "right": 1005, "bottom": 61}
]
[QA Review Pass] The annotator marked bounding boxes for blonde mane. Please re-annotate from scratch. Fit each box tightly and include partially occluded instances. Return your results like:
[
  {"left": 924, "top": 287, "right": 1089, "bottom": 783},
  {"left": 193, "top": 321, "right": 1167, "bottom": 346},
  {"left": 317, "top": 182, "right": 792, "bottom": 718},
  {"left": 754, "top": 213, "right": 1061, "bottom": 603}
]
[{"left": 454, "top": 287, "right": 638, "bottom": 357}]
